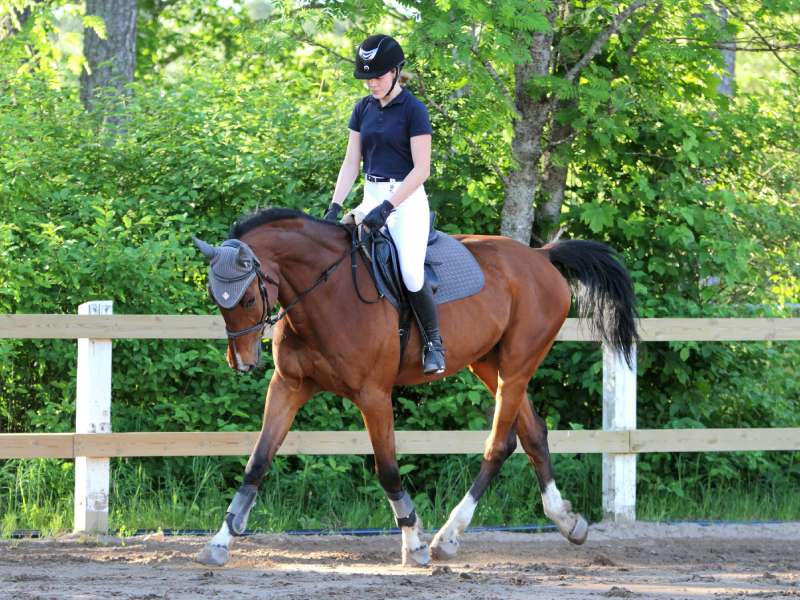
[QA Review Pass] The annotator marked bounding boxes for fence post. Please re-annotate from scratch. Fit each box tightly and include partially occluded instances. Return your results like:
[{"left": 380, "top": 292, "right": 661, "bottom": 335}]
[
  {"left": 602, "top": 342, "right": 637, "bottom": 521},
  {"left": 74, "top": 300, "right": 113, "bottom": 533}
]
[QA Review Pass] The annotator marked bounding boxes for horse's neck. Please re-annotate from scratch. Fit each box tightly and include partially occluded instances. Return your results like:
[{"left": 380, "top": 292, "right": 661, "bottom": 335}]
[{"left": 246, "top": 221, "right": 350, "bottom": 326}]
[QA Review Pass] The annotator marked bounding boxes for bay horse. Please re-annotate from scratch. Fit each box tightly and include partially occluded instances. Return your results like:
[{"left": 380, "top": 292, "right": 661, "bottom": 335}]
[{"left": 193, "top": 207, "right": 637, "bottom": 567}]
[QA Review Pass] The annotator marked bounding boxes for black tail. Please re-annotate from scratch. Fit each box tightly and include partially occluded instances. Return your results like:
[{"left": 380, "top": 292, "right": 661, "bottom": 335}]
[{"left": 546, "top": 240, "right": 639, "bottom": 366}]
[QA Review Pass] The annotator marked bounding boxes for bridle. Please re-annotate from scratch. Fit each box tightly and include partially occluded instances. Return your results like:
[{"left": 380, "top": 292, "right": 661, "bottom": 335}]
[{"left": 223, "top": 265, "right": 278, "bottom": 339}]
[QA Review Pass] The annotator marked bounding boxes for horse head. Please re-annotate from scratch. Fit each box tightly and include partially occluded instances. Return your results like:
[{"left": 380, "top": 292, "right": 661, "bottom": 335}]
[{"left": 193, "top": 236, "right": 278, "bottom": 372}]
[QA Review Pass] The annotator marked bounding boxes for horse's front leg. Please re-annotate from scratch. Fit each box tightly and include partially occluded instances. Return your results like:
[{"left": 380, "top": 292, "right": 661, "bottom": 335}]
[
  {"left": 358, "top": 389, "right": 429, "bottom": 567},
  {"left": 197, "top": 372, "right": 315, "bottom": 566}
]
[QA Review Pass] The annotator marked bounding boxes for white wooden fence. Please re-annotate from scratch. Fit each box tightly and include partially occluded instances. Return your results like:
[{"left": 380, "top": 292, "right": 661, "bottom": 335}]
[{"left": 1, "top": 305, "right": 799, "bottom": 533}]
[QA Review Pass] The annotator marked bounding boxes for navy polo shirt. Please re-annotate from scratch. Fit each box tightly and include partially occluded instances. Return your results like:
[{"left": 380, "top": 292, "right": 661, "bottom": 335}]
[{"left": 348, "top": 88, "right": 432, "bottom": 180}]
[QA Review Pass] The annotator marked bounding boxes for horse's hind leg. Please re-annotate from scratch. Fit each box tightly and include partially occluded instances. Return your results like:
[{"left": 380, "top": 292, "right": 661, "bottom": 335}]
[
  {"left": 431, "top": 347, "right": 587, "bottom": 560},
  {"left": 430, "top": 352, "right": 526, "bottom": 560},
  {"left": 516, "top": 398, "right": 588, "bottom": 544},
  {"left": 196, "top": 372, "right": 314, "bottom": 567}
]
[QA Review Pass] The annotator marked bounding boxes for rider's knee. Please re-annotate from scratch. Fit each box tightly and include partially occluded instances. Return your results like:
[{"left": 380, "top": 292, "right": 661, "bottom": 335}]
[{"left": 401, "top": 267, "right": 424, "bottom": 293}]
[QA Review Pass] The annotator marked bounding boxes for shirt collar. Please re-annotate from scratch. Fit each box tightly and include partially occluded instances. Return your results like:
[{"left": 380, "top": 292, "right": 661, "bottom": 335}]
[{"left": 369, "top": 88, "right": 408, "bottom": 109}]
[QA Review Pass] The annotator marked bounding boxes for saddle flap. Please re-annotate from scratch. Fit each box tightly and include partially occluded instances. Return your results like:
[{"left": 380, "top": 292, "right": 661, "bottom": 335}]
[{"left": 371, "top": 232, "right": 405, "bottom": 303}]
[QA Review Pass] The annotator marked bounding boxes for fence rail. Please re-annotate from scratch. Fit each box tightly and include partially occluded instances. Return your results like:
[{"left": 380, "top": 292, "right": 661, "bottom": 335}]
[
  {"left": 2, "top": 314, "right": 799, "bottom": 341},
  {"left": 4, "top": 428, "right": 800, "bottom": 460},
  {"left": 2, "top": 311, "right": 798, "bottom": 532}
]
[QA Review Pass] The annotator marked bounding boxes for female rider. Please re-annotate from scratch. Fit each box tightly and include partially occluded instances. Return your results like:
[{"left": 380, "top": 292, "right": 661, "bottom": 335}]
[{"left": 323, "top": 34, "right": 445, "bottom": 375}]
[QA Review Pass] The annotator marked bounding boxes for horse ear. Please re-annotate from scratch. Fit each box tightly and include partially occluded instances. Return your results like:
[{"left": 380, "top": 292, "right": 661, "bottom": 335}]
[
  {"left": 193, "top": 237, "right": 217, "bottom": 261},
  {"left": 236, "top": 242, "right": 256, "bottom": 268}
]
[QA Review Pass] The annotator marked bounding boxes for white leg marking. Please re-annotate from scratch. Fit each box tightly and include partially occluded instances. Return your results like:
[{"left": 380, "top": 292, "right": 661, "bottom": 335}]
[
  {"left": 541, "top": 481, "right": 588, "bottom": 544},
  {"left": 431, "top": 492, "right": 476, "bottom": 559},
  {"left": 401, "top": 516, "right": 430, "bottom": 566},
  {"left": 401, "top": 523, "right": 424, "bottom": 553},
  {"left": 210, "top": 520, "right": 232, "bottom": 548},
  {"left": 196, "top": 519, "right": 233, "bottom": 566},
  {"left": 542, "top": 481, "right": 567, "bottom": 521},
  {"left": 445, "top": 493, "right": 477, "bottom": 538}
]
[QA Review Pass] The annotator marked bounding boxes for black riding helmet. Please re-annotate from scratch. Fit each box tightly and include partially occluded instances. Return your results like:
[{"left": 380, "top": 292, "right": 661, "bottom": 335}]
[{"left": 354, "top": 34, "right": 405, "bottom": 97}]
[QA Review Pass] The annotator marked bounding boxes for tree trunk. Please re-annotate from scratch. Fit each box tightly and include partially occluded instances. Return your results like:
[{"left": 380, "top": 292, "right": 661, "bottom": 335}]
[
  {"left": 501, "top": 105, "right": 545, "bottom": 244},
  {"left": 80, "top": 0, "right": 137, "bottom": 128},
  {"left": 715, "top": 3, "right": 735, "bottom": 98},
  {"left": 534, "top": 98, "right": 576, "bottom": 244},
  {"left": 500, "top": 23, "right": 555, "bottom": 245}
]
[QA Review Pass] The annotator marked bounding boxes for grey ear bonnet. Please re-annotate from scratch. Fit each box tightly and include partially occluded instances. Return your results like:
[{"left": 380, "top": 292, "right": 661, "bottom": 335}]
[{"left": 194, "top": 237, "right": 261, "bottom": 309}]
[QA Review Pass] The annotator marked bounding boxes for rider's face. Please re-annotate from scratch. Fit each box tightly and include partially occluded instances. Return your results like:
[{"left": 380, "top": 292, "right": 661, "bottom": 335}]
[{"left": 365, "top": 69, "right": 396, "bottom": 98}]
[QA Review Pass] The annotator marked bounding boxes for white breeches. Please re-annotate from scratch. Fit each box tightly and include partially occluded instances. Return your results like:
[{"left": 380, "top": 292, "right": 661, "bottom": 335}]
[{"left": 356, "top": 179, "right": 430, "bottom": 293}]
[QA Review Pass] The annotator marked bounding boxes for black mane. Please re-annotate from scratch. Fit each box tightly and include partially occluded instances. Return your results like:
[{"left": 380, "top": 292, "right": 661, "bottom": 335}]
[{"left": 229, "top": 207, "right": 333, "bottom": 239}]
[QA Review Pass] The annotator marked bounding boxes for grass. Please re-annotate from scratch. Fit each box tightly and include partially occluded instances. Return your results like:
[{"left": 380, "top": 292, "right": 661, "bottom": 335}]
[
  {"left": 1, "top": 453, "right": 799, "bottom": 537},
  {"left": 637, "top": 481, "right": 800, "bottom": 522}
]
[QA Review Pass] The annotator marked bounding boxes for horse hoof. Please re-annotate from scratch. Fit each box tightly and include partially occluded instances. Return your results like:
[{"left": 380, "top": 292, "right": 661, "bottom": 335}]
[
  {"left": 196, "top": 543, "right": 229, "bottom": 566},
  {"left": 402, "top": 543, "right": 430, "bottom": 567},
  {"left": 567, "top": 515, "right": 588, "bottom": 545},
  {"left": 430, "top": 536, "right": 459, "bottom": 560}
]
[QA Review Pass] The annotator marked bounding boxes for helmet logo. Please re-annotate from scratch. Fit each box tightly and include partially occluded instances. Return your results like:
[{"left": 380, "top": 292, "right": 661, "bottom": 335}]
[{"left": 358, "top": 46, "right": 379, "bottom": 62}]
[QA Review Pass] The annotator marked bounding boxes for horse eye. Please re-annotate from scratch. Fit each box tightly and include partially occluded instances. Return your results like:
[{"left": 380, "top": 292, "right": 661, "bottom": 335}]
[{"left": 242, "top": 296, "right": 256, "bottom": 308}]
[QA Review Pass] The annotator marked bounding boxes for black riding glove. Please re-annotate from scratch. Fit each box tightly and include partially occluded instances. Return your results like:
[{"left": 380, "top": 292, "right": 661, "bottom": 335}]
[
  {"left": 324, "top": 202, "right": 342, "bottom": 222},
  {"left": 363, "top": 200, "right": 394, "bottom": 231}
]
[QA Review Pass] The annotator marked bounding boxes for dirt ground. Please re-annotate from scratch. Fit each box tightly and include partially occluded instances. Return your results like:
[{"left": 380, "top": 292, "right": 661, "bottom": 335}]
[{"left": 1, "top": 521, "right": 798, "bottom": 600}]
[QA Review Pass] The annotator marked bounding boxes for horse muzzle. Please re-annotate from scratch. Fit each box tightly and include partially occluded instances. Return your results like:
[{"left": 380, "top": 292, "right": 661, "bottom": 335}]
[{"left": 227, "top": 339, "right": 262, "bottom": 373}]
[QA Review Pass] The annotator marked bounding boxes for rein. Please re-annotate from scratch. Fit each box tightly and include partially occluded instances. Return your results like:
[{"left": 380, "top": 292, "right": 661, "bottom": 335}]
[{"left": 225, "top": 226, "right": 381, "bottom": 339}]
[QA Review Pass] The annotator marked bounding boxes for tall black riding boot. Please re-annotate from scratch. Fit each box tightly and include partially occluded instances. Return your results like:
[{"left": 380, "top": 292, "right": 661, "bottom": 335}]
[{"left": 407, "top": 282, "right": 446, "bottom": 375}]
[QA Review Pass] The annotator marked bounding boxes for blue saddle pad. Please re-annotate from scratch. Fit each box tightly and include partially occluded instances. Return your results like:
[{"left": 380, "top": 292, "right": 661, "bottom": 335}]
[{"left": 371, "top": 229, "right": 484, "bottom": 310}]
